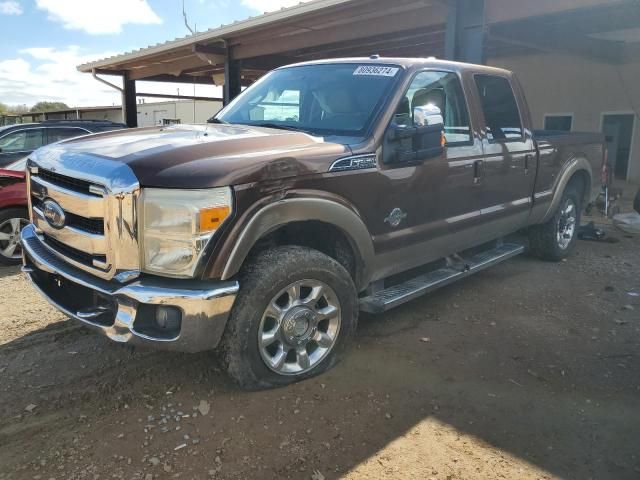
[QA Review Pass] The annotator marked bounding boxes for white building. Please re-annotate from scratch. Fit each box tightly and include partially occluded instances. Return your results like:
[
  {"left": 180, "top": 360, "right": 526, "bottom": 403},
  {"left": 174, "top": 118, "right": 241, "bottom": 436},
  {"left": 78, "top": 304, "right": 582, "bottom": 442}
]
[{"left": 136, "top": 99, "right": 222, "bottom": 127}]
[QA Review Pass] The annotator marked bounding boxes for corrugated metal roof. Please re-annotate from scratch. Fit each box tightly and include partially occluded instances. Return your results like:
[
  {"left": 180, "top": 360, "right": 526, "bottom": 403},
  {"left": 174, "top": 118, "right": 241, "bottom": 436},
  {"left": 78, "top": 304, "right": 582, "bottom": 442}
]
[{"left": 77, "top": 0, "right": 355, "bottom": 72}]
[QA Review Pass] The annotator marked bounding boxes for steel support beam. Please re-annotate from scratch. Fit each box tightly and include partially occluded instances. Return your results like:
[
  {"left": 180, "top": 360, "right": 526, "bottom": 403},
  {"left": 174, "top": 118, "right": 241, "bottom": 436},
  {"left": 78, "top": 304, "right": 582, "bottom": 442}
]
[
  {"left": 123, "top": 72, "right": 138, "bottom": 128},
  {"left": 444, "top": 0, "right": 486, "bottom": 64},
  {"left": 223, "top": 48, "right": 242, "bottom": 106}
]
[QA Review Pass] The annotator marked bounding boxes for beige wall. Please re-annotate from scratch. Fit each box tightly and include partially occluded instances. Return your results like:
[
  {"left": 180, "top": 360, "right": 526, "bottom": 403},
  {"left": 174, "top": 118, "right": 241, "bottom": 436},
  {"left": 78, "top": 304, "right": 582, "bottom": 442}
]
[
  {"left": 137, "top": 100, "right": 222, "bottom": 127},
  {"left": 486, "top": 0, "right": 621, "bottom": 24},
  {"left": 489, "top": 52, "right": 640, "bottom": 183}
]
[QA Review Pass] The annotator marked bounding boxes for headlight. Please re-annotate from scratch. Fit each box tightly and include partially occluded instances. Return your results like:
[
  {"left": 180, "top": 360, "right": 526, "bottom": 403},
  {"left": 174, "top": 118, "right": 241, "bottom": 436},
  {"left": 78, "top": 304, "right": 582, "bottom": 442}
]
[{"left": 140, "top": 187, "right": 232, "bottom": 278}]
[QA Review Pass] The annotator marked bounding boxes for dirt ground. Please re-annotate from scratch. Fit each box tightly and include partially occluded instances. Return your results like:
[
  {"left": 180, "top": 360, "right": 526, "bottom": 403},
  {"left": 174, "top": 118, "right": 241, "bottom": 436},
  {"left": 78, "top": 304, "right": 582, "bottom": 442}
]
[{"left": 1, "top": 209, "right": 639, "bottom": 480}]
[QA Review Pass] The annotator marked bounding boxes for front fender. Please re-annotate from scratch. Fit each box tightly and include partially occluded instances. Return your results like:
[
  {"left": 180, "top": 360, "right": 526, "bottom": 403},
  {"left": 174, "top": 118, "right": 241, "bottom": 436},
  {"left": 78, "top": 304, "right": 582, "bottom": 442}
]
[{"left": 219, "top": 196, "right": 375, "bottom": 290}]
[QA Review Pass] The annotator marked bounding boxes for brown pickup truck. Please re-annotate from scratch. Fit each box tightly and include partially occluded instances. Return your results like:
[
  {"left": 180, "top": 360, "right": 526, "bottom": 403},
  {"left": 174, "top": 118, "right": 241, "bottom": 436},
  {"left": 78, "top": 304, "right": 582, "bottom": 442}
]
[{"left": 21, "top": 57, "right": 606, "bottom": 389}]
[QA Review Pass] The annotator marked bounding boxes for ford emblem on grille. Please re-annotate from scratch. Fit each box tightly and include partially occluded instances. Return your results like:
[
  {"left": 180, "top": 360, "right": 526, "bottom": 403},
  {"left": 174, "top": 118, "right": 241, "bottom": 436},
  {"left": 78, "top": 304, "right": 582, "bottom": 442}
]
[{"left": 42, "top": 199, "right": 66, "bottom": 229}]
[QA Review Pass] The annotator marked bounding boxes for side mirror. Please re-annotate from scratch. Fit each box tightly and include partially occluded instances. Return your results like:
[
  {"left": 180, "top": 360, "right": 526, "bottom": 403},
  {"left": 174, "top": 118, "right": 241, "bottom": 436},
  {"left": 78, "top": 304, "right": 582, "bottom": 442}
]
[
  {"left": 413, "top": 104, "right": 443, "bottom": 128},
  {"left": 386, "top": 104, "right": 444, "bottom": 164}
]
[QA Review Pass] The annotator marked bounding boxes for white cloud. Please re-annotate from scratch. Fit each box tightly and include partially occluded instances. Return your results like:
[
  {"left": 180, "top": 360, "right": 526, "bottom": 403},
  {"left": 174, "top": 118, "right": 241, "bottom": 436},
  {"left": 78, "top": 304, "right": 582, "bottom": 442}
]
[
  {"left": 0, "top": 1, "right": 22, "bottom": 15},
  {"left": 0, "top": 46, "right": 123, "bottom": 107},
  {"left": 35, "top": 0, "right": 162, "bottom": 35},
  {"left": 0, "top": 46, "right": 221, "bottom": 110},
  {"left": 241, "top": 0, "right": 312, "bottom": 13}
]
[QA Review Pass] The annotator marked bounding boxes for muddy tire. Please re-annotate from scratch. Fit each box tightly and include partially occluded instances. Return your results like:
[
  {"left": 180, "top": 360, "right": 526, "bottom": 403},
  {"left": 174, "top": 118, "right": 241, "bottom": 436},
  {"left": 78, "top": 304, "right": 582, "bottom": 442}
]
[
  {"left": 529, "top": 185, "right": 582, "bottom": 261},
  {"left": 219, "top": 246, "right": 358, "bottom": 390},
  {"left": 0, "top": 208, "right": 29, "bottom": 266}
]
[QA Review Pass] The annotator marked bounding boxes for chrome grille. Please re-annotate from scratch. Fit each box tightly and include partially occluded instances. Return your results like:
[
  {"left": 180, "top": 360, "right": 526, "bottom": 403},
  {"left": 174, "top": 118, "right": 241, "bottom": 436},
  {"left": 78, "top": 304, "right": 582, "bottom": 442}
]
[
  {"left": 27, "top": 150, "right": 141, "bottom": 282},
  {"left": 31, "top": 197, "right": 105, "bottom": 235},
  {"left": 30, "top": 170, "right": 110, "bottom": 272},
  {"left": 34, "top": 169, "right": 96, "bottom": 195}
]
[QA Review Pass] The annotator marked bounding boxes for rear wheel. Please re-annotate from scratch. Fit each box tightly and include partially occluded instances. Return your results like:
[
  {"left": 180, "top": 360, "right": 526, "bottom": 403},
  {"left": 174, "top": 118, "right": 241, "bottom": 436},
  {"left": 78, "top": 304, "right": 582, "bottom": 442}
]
[
  {"left": 219, "top": 246, "right": 358, "bottom": 390},
  {"left": 529, "top": 185, "right": 581, "bottom": 261},
  {"left": 0, "top": 208, "right": 29, "bottom": 266}
]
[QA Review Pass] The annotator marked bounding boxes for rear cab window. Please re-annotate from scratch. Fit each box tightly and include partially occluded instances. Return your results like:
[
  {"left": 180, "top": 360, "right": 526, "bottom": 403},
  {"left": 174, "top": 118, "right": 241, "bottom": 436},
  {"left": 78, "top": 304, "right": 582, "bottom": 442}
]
[{"left": 474, "top": 74, "right": 523, "bottom": 141}]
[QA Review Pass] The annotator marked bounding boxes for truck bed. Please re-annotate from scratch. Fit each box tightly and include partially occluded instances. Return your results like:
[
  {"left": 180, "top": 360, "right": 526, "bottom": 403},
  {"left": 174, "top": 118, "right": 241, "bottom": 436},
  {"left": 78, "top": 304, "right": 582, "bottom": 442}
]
[{"left": 533, "top": 130, "right": 606, "bottom": 201}]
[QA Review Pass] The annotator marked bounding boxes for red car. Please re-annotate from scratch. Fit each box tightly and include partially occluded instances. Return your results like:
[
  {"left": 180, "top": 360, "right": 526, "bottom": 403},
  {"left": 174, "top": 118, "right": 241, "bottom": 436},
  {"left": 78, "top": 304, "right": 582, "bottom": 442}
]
[{"left": 0, "top": 157, "right": 28, "bottom": 265}]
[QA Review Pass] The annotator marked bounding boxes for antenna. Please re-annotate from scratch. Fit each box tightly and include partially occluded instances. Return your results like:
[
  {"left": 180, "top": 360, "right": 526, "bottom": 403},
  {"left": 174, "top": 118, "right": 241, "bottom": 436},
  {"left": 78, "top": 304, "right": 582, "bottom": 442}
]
[{"left": 182, "top": 0, "right": 196, "bottom": 35}]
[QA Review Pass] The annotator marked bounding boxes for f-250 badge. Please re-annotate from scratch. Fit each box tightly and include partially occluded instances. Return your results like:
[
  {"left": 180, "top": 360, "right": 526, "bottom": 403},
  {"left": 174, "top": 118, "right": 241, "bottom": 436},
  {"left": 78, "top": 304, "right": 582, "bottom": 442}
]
[{"left": 384, "top": 208, "right": 407, "bottom": 228}]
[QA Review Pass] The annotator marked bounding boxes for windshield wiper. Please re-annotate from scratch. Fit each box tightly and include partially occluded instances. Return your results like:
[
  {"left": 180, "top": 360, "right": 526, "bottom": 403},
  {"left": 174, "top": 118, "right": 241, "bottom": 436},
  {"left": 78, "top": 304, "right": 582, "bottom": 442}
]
[
  {"left": 253, "top": 123, "right": 311, "bottom": 134},
  {"left": 207, "top": 117, "right": 226, "bottom": 124}
]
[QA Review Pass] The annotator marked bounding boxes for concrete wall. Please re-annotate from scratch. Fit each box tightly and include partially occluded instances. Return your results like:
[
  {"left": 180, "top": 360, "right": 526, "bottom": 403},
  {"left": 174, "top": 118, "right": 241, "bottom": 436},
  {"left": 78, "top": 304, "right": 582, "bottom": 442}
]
[
  {"left": 79, "top": 110, "right": 123, "bottom": 123},
  {"left": 18, "top": 109, "right": 123, "bottom": 123},
  {"left": 137, "top": 100, "right": 222, "bottom": 127},
  {"left": 489, "top": 52, "right": 640, "bottom": 183}
]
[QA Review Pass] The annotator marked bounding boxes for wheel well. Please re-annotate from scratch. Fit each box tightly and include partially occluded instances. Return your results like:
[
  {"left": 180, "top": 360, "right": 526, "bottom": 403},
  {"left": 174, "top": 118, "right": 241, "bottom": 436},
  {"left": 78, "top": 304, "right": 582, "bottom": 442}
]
[
  {"left": 246, "top": 221, "right": 359, "bottom": 283},
  {"left": 567, "top": 169, "right": 590, "bottom": 206}
]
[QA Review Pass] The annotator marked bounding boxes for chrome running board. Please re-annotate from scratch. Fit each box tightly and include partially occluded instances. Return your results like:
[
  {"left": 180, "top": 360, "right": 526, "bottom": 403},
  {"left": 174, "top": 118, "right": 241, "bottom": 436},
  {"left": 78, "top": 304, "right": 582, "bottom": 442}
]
[{"left": 359, "top": 243, "right": 525, "bottom": 314}]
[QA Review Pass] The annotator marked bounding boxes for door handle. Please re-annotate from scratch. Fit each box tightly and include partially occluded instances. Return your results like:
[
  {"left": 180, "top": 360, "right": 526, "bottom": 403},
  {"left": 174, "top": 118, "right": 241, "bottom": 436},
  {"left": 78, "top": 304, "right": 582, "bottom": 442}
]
[
  {"left": 524, "top": 154, "right": 532, "bottom": 175},
  {"left": 473, "top": 159, "right": 483, "bottom": 184}
]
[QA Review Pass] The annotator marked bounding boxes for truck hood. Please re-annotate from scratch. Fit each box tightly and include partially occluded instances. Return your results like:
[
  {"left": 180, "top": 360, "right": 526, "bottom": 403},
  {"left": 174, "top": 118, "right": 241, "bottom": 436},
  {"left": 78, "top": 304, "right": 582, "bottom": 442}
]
[{"left": 33, "top": 124, "right": 351, "bottom": 188}]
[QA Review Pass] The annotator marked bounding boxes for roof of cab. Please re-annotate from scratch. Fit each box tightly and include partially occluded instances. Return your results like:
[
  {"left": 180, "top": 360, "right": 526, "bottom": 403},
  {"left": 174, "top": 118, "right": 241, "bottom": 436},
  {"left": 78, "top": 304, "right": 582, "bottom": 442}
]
[{"left": 278, "top": 56, "right": 514, "bottom": 77}]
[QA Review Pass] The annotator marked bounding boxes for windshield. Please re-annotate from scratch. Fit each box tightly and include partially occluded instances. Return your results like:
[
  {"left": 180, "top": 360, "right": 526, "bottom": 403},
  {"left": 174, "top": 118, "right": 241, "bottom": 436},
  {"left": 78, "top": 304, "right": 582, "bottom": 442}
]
[{"left": 216, "top": 63, "right": 402, "bottom": 136}]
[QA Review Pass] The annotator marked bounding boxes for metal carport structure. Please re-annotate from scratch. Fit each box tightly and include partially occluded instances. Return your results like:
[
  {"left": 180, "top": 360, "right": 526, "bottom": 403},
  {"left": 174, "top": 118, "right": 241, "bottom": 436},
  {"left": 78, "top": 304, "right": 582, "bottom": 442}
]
[{"left": 77, "top": 0, "right": 640, "bottom": 128}]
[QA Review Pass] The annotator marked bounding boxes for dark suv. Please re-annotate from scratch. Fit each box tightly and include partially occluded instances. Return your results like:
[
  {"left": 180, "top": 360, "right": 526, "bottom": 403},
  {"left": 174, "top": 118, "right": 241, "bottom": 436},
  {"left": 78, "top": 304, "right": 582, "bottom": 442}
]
[{"left": 0, "top": 120, "right": 126, "bottom": 167}]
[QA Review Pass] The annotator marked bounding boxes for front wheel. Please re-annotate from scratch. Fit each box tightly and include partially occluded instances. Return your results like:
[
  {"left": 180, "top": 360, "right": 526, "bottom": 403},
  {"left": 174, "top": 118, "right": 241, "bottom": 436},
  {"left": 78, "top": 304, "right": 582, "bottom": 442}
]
[
  {"left": 529, "top": 184, "right": 581, "bottom": 261},
  {"left": 219, "top": 246, "right": 358, "bottom": 390}
]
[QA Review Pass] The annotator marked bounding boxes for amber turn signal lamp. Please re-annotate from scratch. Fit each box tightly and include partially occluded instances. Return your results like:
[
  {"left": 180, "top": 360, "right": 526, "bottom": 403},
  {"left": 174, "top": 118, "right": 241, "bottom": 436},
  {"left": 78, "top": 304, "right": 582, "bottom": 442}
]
[{"left": 199, "top": 206, "right": 231, "bottom": 232}]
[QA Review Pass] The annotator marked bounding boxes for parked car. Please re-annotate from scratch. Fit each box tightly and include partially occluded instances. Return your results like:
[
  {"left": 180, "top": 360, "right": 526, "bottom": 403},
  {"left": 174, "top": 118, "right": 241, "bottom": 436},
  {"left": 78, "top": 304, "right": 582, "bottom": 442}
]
[
  {"left": 21, "top": 58, "right": 607, "bottom": 389},
  {"left": 0, "top": 119, "right": 126, "bottom": 167},
  {"left": 0, "top": 121, "right": 126, "bottom": 264},
  {"left": 0, "top": 158, "right": 28, "bottom": 265}
]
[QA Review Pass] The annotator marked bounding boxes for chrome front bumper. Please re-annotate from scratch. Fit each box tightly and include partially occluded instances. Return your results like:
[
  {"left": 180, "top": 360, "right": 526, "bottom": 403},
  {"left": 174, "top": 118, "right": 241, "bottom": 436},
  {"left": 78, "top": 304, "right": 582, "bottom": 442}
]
[{"left": 21, "top": 224, "right": 239, "bottom": 353}]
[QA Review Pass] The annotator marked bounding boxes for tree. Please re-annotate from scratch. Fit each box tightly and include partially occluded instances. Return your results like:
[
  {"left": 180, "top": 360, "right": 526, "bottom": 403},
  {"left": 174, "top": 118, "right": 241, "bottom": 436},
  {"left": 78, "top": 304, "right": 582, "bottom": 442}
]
[
  {"left": 30, "top": 101, "right": 69, "bottom": 113},
  {"left": 8, "top": 105, "right": 29, "bottom": 114},
  {"left": 0, "top": 102, "right": 7, "bottom": 114}
]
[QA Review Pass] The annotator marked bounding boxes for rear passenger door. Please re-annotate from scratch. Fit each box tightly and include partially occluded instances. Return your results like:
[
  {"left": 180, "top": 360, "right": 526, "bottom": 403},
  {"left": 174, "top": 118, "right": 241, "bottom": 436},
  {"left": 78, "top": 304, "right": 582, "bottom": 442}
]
[{"left": 473, "top": 74, "right": 536, "bottom": 227}]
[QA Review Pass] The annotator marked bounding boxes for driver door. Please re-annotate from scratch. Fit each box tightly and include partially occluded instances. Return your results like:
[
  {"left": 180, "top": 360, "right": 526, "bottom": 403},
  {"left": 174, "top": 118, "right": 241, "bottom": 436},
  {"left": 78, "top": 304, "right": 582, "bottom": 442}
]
[{"left": 374, "top": 70, "right": 484, "bottom": 276}]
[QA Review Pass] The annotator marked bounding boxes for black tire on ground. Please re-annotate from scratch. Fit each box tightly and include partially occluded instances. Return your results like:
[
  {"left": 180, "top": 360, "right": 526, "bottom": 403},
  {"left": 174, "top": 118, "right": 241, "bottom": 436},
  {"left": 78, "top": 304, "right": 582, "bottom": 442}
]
[
  {"left": 0, "top": 208, "right": 29, "bottom": 266},
  {"left": 528, "top": 183, "right": 582, "bottom": 262},
  {"left": 219, "top": 245, "right": 358, "bottom": 390},
  {"left": 634, "top": 189, "right": 640, "bottom": 215}
]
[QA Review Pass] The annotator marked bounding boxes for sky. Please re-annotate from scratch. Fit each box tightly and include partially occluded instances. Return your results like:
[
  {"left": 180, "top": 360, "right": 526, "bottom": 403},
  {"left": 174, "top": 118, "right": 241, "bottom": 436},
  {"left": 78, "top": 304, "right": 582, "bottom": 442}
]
[{"left": 0, "top": 0, "right": 310, "bottom": 108}]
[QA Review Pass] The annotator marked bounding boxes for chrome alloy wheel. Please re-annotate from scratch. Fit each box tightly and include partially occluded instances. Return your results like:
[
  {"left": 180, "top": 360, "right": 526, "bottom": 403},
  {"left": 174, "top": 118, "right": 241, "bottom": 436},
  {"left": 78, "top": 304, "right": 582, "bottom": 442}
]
[
  {"left": 556, "top": 198, "right": 577, "bottom": 250},
  {"left": 0, "top": 218, "right": 28, "bottom": 260},
  {"left": 258, "top": 280, "right": 341, "bottom": 376}
]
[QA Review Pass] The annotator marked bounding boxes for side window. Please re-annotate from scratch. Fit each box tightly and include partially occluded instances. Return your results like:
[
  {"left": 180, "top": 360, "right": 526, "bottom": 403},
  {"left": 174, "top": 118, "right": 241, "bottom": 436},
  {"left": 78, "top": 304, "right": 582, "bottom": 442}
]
[
  {"left": 474, "top": 75, "right": 523, "bottom": 141},
  {"left": 250, "top": 89, "right": 300, "bottom": 122},
  {"left": 47, "top": 128, "right": 86, "bottom": 143},
  {"left": 394, "top": 71, "right": 472, "bottom": 144},
  {"left": 0, "top": 129, "right": 43, "bottom": 153},
  {"left": 544, "top": 115, "right": 572, "bottom": 132}
]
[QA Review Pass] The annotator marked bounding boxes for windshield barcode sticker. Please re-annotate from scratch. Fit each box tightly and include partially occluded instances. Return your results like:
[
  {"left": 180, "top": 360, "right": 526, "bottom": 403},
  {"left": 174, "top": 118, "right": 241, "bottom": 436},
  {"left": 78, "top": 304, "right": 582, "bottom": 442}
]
[{"left": 353, "top": 66, "right": 399, "bottom": 77}]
